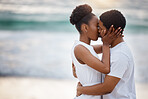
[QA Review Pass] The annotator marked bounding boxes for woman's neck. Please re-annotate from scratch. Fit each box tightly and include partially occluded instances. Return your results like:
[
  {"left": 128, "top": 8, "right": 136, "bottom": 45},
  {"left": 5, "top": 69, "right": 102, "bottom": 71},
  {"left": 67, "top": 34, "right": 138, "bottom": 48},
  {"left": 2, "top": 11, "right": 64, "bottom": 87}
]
[{"left": 79, "top": 34, "right": 91, "bottom": 45}]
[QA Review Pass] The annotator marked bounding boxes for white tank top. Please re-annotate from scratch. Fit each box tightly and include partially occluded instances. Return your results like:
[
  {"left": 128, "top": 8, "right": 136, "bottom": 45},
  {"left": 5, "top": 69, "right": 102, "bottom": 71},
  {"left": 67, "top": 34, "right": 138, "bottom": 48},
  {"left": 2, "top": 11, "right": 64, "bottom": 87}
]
[{"left": 71, "top": 40, "right": 101, "bottom": 99}]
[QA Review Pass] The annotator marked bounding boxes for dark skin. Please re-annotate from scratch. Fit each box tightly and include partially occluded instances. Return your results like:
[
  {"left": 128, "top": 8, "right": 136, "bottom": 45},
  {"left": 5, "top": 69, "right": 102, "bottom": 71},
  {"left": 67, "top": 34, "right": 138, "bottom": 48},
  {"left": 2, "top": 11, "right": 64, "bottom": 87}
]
[
  {"left": 76, "top": 20, "right": 124, "bottom": 96},
  {"left": 88, "top": 20, "right": 124, "bottom": 54},
  {"left": 72, "top": 19, "right": 123, "bottom": 78},
  {"left": 91, "top": 44, "right": 103, "bottom": 54},
  {"left": 72, "top": 16, "right": 122, "bottom": 76},
  {"left": 74, "top": 16, "right": 111, "bottom": 74},
  {"left": 76, "top": 75, "right": 120, "bottom": 96}
]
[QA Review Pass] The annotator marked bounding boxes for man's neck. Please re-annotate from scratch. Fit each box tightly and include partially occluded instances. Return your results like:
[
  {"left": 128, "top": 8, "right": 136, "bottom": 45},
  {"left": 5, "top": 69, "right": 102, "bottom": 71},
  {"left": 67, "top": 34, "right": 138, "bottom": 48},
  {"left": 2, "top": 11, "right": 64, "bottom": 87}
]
[{"left": 111, "top": 37, "right": 124, "bottom": 48}]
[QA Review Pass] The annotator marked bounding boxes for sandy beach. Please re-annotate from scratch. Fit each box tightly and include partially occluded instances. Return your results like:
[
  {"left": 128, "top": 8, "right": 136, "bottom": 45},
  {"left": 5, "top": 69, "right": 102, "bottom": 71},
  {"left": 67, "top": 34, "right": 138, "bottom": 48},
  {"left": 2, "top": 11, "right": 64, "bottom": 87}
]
[
  {"left": 0, "top": 77, "right": 147, "bottom": 99},
  {"left": 0, "top": 77, "right": 77, "bottom": 99}
]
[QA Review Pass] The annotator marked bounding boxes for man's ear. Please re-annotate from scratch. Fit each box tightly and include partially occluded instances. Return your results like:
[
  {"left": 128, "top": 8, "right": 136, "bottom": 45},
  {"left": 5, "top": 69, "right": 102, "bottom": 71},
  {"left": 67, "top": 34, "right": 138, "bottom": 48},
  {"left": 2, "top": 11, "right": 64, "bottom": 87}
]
[{"left": 81, "top": 24, "right": 88, "bottom": 33}]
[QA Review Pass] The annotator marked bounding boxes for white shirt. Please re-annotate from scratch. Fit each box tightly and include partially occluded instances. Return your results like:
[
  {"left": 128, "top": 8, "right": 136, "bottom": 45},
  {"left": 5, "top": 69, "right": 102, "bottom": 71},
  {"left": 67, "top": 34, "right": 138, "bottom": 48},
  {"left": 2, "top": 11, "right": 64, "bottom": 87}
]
[
  {"left": 103, "top": 42, "right": 136, "bottom": 99},
  {"left": 71, "top": 40, "right": 101, "bottom": 99}
]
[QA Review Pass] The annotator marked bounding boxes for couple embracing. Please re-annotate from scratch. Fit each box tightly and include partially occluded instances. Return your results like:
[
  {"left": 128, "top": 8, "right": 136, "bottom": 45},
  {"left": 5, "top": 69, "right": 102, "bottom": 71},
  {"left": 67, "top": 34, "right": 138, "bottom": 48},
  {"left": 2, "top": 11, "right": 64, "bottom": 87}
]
[{"left": 70, "top": 4, "right": 136, "bottom": 99}]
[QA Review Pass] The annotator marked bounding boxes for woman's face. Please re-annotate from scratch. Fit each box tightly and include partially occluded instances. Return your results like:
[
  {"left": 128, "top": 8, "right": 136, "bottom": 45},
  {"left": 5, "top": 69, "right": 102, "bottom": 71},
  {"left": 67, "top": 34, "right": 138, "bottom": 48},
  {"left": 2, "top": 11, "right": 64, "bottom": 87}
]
[{"left": 86, "top": 16, "right": 99, "bottom": 41}]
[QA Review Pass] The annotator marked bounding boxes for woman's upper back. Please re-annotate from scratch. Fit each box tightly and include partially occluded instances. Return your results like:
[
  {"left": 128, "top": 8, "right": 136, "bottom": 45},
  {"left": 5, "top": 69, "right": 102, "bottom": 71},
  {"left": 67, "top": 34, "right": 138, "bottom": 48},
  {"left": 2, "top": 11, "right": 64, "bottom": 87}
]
[{"left": 71, "top": 40, "right": 101, "bottom": 86}]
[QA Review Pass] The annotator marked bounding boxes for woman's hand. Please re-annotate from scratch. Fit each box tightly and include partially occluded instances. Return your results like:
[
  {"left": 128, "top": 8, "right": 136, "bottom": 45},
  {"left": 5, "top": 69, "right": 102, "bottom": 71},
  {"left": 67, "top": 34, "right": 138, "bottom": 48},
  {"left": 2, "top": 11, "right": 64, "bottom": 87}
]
[{"left": 100, "top": 25, "right": 123, "bottom": 45}]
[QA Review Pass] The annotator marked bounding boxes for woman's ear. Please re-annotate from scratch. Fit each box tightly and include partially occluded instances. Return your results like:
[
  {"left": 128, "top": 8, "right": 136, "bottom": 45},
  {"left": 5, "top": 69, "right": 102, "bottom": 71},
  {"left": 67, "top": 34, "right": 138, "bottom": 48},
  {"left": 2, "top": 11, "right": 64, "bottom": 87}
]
[{"left": 81, "top": 24, "right": 88, "bottom": 33}]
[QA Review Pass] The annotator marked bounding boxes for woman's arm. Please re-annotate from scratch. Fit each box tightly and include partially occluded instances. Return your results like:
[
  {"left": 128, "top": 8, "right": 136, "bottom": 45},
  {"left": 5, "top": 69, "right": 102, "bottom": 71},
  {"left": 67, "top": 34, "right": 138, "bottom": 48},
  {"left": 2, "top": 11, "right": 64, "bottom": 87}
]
[
  {"left": 91, "top": 44, "right": 103, "bottom": 54},
  {"left": 101, "top": 43, "right": 110, "bottom": 73},
  {"left": 74, "top": 43, "right": 110, "bottom": 74},
  {"left": 74, "top": 26, "right": 122, "bottom": 74}
]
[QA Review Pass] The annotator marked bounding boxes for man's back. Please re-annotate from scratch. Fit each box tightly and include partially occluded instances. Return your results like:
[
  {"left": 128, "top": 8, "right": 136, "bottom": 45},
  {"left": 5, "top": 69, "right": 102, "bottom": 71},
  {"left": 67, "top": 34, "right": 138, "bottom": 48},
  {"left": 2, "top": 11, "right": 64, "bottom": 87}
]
[{"left": 103, "top": 42, "right": 136, "bottom": 99}]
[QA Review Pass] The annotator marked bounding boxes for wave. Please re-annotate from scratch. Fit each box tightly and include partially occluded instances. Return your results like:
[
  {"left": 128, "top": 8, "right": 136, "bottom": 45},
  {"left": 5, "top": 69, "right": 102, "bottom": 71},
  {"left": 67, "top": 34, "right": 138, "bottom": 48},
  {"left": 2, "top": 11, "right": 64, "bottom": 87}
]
[
  {"left": 0, "top": 19, "right": 75, "bottom": 32},
  {"left": 0, "top": 18, "right": 148, "bottom": 33},
  {"left": 0, "top": 0, "right": 148, "bottom": 33},
  {"left": 0, "top": 16, "right": 148, "bottom": 33}
]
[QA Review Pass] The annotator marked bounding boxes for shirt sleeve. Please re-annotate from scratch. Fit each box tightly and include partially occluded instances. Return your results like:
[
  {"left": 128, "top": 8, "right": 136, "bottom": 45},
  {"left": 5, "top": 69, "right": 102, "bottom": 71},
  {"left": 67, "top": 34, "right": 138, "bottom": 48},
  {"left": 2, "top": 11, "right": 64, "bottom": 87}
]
[{"left": 107, "top": 53, "right": 128, "bottom": 78}]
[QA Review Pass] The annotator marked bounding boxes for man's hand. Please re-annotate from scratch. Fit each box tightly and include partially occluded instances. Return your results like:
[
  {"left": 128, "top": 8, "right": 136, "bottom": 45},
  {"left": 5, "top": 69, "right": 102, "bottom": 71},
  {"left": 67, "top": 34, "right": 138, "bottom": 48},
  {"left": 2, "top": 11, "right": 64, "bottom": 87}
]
[{"left": 76, "top": 82, "right": 82, "bottom": 97}]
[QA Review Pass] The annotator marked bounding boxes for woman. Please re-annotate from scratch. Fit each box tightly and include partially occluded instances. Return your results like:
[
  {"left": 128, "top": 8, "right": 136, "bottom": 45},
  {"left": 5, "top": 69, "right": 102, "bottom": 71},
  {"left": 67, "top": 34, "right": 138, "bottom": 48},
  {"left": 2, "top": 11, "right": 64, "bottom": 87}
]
[{"left": 70, "top": 4, "right": 122, "bottom": 99}]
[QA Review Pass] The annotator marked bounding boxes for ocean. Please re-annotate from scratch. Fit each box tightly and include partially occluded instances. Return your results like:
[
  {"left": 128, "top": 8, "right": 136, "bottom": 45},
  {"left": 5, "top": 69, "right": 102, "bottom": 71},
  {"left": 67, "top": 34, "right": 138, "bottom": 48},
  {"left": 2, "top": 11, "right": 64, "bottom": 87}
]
[{"left": 0, "top": 0, "right": 148, "bottom": 33}]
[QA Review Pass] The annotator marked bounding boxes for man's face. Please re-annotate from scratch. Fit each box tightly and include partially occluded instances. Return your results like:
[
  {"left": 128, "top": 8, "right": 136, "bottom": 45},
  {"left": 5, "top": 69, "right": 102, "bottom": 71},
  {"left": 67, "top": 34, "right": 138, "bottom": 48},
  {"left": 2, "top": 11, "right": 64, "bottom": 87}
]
[{"left": 98, "top": 20, "right": 107, "bottom": 38}]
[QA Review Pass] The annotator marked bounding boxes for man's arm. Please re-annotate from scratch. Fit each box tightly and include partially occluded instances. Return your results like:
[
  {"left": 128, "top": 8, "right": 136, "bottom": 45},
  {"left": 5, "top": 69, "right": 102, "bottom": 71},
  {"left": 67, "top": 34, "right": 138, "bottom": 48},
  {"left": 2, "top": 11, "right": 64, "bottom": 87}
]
[
  {"left": 77, "top": 75, "right": 120, "bottom": 95},
  {"left": 91, "top": 44, "right": 103, "bottom": 54}
]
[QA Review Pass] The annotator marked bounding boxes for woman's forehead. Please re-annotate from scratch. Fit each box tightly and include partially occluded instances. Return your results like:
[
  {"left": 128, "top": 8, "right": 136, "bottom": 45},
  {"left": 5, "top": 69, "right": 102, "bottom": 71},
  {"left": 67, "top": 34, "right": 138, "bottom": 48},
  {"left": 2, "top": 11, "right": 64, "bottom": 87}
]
[{"left": 90, "top": 16, "right": 98, "bottom": 22}]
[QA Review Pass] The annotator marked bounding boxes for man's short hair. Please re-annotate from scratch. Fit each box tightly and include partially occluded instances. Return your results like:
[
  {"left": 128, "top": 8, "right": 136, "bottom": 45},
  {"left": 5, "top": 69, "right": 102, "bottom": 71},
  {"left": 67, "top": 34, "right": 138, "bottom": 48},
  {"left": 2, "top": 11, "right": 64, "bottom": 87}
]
[{"left": 100, "top": 10, "right": 126, "bottom": 34}]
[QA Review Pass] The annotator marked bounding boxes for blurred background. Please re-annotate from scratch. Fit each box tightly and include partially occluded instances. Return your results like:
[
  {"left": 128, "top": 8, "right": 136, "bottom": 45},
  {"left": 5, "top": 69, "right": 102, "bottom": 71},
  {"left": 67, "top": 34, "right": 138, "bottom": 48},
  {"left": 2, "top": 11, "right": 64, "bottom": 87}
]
[{"left": 0, "top": 0, "right": 148, "bottom": 99}]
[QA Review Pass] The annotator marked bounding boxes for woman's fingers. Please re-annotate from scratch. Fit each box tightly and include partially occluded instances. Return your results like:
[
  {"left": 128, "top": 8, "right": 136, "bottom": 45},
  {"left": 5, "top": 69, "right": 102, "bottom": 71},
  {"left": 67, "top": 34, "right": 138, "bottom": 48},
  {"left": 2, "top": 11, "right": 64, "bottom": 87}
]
[
  {"left": 103, "top": 30, "right": 106, "bottom": 37},
  {"left": 108, "top": 29, "right": 122, "bottom": 40},
  {"left": 114, "top": 27, "right": 121, "bottom": 35},
  {"left": 108, "top": 25, "right": 113, "bottom": 34},
  {"left": 114, "top": 29, "right": 122, "bottom": 37},
  {"left": 100, "top": 30, "right": 103, "bottom": 37},
  {"left": 105, "top": 25, "right": 114, "bottom": 37},
  {"left": 110, "top": 27, "right": 122, "bottom": 38},
  {"left": 116, "top": 29, "right": 122, "bottom": 37},
  {"left": 100, "top": 30, "right": 106, "bottom": 37}
]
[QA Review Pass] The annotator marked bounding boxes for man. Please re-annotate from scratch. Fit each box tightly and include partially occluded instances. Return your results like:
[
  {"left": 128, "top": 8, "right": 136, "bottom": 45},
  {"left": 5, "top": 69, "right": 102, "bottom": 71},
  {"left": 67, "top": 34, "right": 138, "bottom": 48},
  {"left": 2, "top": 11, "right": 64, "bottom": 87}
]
[{"left": 76, "top": 10, "right": 136, "bottom": 99}]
